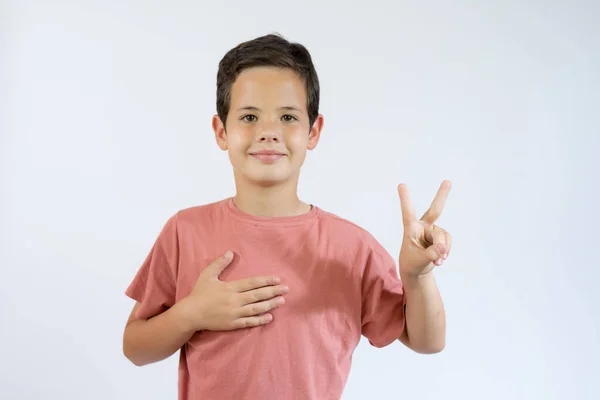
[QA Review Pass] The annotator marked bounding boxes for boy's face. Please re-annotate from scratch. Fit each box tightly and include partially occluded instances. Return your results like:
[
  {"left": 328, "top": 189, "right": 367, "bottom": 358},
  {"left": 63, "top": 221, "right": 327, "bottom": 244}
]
[{"left": 213, "top": 66, "right": 323, "bottom": 188}]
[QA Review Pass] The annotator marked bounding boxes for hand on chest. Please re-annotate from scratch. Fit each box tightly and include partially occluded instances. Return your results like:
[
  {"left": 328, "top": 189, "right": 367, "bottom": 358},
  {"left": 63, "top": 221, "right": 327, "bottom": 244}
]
[
  {"left": 182, "top": 237, "right": 363, "bottom": 344},
  {"left": 214, "top": 246, "right": 358, "bottom": 317}
]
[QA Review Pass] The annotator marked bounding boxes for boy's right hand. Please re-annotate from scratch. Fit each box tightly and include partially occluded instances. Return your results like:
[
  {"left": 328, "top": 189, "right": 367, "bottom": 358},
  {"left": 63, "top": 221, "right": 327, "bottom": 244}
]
[{"left": 179, "top": 251, "right": 288, "bottom": 332}]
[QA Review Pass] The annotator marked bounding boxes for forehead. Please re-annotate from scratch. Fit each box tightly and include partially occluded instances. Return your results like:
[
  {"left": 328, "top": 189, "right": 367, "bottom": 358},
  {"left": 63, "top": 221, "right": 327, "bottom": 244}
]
[{"left": 230, "top": 67, "right": 307, "bottom": 109}]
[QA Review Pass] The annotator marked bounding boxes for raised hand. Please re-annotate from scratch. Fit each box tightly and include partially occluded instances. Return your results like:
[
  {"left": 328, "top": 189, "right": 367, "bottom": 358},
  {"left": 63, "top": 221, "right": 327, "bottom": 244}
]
[
  {"left": 179, "top": 251, "right": 288, "bottom": 331},
  {"left": 397, "top": 180, "right": 453, "bottom": 277}
]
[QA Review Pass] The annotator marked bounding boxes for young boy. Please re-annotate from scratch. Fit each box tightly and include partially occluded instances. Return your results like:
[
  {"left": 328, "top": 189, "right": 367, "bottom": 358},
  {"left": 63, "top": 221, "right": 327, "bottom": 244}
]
[{"left": 123, "top": 33, "right": 452, "bottom": 400}]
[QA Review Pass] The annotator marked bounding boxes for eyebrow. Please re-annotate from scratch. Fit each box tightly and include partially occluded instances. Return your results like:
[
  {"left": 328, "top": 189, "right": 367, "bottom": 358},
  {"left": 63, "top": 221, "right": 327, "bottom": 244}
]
[{"left": 236, "top": 106, "right": 303, "bottom": 112}]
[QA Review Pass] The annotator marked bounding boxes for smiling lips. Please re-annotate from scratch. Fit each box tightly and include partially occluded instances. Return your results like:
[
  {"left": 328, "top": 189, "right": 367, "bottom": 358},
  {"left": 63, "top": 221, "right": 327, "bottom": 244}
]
[{"left": 249, "top": 149, "right": 286, "bottom": 163}]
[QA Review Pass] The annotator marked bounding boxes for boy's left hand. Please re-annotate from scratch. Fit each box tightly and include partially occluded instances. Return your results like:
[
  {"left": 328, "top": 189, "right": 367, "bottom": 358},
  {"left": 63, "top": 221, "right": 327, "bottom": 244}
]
[{"left": 397, "top": 180, "right": 452, "bottom": 277}]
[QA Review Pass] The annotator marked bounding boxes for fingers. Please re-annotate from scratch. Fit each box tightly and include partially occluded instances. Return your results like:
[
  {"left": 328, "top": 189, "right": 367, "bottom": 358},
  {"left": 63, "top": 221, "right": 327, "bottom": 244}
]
[
  {"left": 232, "top": 275, "right": 281, "bottom": 292},
  {"left": 204, "top": 252, "right": 282, "bottom": 291},
  {"left": 238, "top": 285, "right": 289, "bottom": 305},
  {"left": 397, "top": 184, "right": 417, "bottom": 226},
  {"left": 229, "top": 282, "right": 289, "bottom": 330},
  {"left": 425, "top": 225, "right": 451, "bottom": 265},
  {"left": 237, "top": 296, "right": 285, "bottom": 318},
  {"left": 421, "top": 180, "right": 451, "bottom": 225},
  {"left": 205, "top": 251, "right": 234, "bottom": 278},
  {"left": 231, "top": 313, "right": 274, "bottom": 329}
]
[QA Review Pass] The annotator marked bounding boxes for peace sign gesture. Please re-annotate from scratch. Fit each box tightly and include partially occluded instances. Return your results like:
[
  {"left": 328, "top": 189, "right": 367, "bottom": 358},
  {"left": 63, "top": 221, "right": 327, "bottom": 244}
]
[{"left": 397, "top": 180, "right": 453, "bottom": 277}]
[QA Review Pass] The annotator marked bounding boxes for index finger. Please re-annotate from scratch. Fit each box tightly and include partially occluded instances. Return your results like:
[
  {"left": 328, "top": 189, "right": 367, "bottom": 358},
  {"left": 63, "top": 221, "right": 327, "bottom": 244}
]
[
  {"left": 231, "top": 275, "right": 281, "bottom": 292},
  {"left": 397, "top": 184, "right": 417, "bottom": 226},
  {"left": 421, "top": 180, "right": 451, "bottom": 224}
]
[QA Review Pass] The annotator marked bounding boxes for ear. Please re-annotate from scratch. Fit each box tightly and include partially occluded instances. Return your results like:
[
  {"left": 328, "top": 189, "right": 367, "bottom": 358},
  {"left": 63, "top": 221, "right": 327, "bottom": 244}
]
[
  {"left": 307, "top": 114, "right": 324, "bottom": 150},
  {"left": 212, "top": 114, "right": 228, "bottom": 151}
]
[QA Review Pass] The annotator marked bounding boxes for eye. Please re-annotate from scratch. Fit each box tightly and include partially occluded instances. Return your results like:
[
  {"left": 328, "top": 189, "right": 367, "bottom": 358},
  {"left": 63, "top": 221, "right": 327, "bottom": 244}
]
[
  {"left": 281, "top": 114, "right": 298, "bottom": 122},
  {"left": 241, "top": 114, "right": 257, "bottom": 122}
]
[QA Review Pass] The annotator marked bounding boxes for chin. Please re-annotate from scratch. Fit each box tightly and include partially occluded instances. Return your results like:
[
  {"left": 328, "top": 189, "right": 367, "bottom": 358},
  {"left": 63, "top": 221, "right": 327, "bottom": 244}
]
[
  {"left": 244, "top": 171, "right": 293, "bottom": 187},
  {"left": 233, "top": 161, "right": 298, "bottom": 187},
  {"left": 252, "top": 175, "right": 289, "bottom": 187}
]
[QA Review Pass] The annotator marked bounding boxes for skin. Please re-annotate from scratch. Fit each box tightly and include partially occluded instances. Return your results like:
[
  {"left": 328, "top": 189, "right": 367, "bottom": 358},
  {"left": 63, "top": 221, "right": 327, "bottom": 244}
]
[
  {"left": 212, "top": 66, "right": 324, "bottom": 218},
  {"left": 397, "top": 181, "right": 452, "bottom": 353}
]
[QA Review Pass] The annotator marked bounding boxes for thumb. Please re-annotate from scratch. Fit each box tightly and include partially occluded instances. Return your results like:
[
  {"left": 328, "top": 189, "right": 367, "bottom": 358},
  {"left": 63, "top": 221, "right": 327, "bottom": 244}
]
[
  {"left": 425, "top": 243, "right": 446, "bottom": 263},
  {"left": 205, "top": 250, "right": 234, "bottom": 278}
]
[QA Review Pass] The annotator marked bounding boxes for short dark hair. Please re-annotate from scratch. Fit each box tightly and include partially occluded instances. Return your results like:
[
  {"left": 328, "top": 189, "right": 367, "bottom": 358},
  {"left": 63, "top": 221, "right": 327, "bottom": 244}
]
[{"left": 216, "top": 33, "right": 320, "bottom": 128}]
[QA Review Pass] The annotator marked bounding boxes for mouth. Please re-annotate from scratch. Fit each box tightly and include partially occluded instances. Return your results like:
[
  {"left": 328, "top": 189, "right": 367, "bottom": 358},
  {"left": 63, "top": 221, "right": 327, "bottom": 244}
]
[{"left": 249, "top": 150, "right": 287, "bottom": 163}]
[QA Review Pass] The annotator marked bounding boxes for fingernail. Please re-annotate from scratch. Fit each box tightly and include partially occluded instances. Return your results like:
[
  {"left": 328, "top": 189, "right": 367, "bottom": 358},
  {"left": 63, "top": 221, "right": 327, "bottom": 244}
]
[
  {"left": 276, "top": 297, "right": 285, "bottom": 305},
  {"left": 282, "top": 286, "right": 289, "bottom": 293},
  {"left": 435, "top": 244, "right": 446, "bottom": 254},
  {"left": 224, "top": 251, "right": 233, "bottom": 259}
]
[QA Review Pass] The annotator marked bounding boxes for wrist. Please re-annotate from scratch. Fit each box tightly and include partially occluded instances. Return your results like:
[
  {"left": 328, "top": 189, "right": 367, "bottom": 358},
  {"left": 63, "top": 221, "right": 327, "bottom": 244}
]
[
  {"left": 401, "top": 271, "right": 435, "bottom": 289},
  {"left": 172, "top": 297, "right": 198, "bottom": 333}
]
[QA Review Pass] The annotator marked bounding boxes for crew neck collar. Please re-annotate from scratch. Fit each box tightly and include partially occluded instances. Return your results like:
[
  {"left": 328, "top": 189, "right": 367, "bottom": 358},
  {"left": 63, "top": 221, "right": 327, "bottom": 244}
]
[{"left": 224, "top": 197, "right": 319, "bottom": 226}]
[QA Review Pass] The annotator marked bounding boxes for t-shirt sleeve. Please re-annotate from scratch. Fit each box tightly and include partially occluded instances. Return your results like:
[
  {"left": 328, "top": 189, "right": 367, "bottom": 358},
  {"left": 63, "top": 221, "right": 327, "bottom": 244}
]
[
  {"left": 360, "top": 235, "right": 406, "bottom": 348},
  {"left": 125, "top": 213, "right": 180, "bottom": 320}
]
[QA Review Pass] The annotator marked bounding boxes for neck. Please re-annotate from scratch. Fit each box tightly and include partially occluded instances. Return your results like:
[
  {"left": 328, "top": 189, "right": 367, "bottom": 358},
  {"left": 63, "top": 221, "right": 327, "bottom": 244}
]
[{"left": 232, "top": 177, "right": 311, "bottom": 218}]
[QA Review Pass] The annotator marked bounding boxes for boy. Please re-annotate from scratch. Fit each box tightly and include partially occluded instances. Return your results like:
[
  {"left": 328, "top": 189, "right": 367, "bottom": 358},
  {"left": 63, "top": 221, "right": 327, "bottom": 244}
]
[{"left": 123, "top": 33, "right": 452, "bottom": 400}]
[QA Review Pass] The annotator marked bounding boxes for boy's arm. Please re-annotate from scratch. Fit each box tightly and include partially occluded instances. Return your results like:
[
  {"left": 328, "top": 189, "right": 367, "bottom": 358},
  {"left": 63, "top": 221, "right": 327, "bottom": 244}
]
[
  {"left": 123, "top": 213, "right": 191, "bottom": 366},
  {"left": 396, "top": 181, "right": 452, "bottom": 354},
  {"left": 123, "top": 301, "right": 195, "bottom": 366},
  {"left": 397, "top": 272, "right": 445, "bottom": 353}
]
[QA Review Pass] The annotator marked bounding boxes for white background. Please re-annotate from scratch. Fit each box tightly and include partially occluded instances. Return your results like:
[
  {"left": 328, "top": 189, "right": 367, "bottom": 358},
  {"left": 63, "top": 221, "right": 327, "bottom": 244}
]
[{"left": 2, "top": 1, "right": 599, "bottom": 399}]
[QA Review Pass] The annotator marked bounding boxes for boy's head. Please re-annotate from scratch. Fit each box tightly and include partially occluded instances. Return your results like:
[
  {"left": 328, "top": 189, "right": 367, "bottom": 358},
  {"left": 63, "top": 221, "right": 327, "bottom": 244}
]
[{"left": 212, "top": 34, "right": 324, "bottom": 188}]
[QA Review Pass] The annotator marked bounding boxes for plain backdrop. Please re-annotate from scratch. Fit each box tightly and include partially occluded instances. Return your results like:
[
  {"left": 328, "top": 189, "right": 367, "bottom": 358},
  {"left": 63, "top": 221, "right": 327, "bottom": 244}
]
[{"left": 1, "top": 1, "right": 599, "bottom": 399}]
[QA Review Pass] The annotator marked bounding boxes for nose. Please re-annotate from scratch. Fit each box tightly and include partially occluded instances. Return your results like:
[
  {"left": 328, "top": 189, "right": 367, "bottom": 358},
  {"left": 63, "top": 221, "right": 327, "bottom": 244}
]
[{"left": 255, "top": 123, "right": 281, "bottom": 143}]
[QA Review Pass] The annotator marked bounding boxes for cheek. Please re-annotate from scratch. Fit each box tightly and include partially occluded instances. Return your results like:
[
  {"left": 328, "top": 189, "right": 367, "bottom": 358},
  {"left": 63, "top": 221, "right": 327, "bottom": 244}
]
[
  {"left": 288, "top": 135, "right": 308, "bottom": 157},
  {"left": 227, "top": 129, "right": 252, "bottom": 151},
  {"left": 225, "top": 137, "right": 250, "bottom": 166}
]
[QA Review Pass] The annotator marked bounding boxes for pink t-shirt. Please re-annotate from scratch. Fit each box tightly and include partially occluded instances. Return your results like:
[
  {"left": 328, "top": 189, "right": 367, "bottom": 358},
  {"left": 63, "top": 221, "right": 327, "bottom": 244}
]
[{"left": 125, "top": 198, "right": 406, "bottom": 400}]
